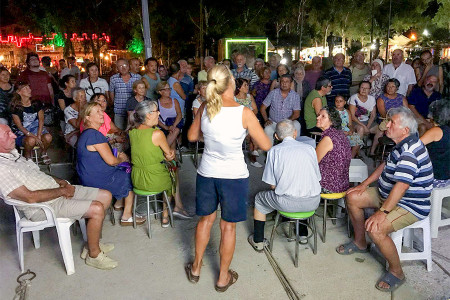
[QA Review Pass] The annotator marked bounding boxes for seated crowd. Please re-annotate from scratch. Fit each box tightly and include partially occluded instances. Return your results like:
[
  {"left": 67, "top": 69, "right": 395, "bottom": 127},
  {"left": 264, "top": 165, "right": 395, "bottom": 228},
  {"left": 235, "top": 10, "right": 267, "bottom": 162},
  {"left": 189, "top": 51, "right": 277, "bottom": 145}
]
[{"left": 0, "top": 51, "right": 448, "bottom": 294}]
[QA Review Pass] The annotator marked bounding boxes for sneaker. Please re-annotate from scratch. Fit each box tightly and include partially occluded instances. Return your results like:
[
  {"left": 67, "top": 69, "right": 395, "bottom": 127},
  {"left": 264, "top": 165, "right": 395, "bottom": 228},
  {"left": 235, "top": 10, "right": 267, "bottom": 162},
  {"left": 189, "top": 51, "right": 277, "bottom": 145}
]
[
  {"left": 247, "top": 234, "right": 269, "bottom": 253},
  {"left": 85, "top": 251, "right": 118, "bottom": 270},
  {"left": 251, "top": 150, "right": 260, "bottom": 157},
  {"left": 250, "top": 161, "right": 263, "bottom": 168},
  {"left": 81, "top": 242, "right": 115, "bottom": 259}
]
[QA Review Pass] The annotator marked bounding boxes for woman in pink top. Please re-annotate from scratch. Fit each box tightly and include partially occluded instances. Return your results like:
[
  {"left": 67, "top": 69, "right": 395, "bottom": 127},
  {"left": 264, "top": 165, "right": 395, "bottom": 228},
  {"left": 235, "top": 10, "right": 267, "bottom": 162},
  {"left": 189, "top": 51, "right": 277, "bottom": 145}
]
[{"left": 80, "top": 93, "right": 128, "bottom": 151}]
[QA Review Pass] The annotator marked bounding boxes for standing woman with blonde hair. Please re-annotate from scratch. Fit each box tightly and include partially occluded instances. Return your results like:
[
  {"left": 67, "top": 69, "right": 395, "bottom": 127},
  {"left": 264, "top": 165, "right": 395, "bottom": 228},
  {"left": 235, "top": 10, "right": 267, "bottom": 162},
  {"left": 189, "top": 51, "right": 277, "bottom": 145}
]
[{"left": 186, "top": 65, "right": 271, "bottom": 292}]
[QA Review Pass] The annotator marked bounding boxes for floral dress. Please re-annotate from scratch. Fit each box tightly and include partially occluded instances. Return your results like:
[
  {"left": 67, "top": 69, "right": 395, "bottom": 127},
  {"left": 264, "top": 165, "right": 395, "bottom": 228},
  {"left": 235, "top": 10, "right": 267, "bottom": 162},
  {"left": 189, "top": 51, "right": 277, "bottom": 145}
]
[
  {"left": 338, "top": 109, "right": 364, "bottom": 147},
  {"left": 234, "top": 94, "right": 252, "bottom": 109}
]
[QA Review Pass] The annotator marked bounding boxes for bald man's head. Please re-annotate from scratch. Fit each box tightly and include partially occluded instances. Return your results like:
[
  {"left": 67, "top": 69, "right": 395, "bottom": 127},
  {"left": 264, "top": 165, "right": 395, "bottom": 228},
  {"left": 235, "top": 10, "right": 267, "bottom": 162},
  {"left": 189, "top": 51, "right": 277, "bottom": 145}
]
[{"left": 0, "top": 125, "right": 17, "bottom": 153}]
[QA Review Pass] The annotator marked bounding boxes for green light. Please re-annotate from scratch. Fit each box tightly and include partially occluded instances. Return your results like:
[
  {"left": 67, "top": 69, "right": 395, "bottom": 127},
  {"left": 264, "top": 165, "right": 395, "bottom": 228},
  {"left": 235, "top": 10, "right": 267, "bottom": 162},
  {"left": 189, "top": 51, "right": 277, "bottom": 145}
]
[
  {"left": 127, "top": 38, "right": 144, "bottom": 54},
  {"left": 52, "top": 33, "right": 65, "bottom": 48},
  {"left": 225, "top": 38, "right": 269, "bottom": 61}
]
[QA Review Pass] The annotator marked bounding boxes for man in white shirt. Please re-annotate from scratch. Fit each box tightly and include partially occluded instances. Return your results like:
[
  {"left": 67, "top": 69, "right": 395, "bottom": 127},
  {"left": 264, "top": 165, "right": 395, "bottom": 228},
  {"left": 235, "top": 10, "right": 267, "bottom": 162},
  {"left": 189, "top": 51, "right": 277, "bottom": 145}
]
[
  {"left": 79, "top": 62, "right": 110, "bottom": 102},
  {"left": 248, "top": 120, "right": 321, "bottom": 252},
  {"left": 383, "top": 49, "right": 416, "bottom": 96}
]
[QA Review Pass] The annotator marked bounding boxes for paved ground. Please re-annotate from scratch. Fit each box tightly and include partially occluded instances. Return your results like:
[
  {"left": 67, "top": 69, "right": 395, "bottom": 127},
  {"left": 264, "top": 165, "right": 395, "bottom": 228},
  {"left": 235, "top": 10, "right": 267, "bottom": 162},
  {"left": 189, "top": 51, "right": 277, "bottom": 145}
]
[{"left": 0, "top": 144, "right": 449, "bottom": 300}]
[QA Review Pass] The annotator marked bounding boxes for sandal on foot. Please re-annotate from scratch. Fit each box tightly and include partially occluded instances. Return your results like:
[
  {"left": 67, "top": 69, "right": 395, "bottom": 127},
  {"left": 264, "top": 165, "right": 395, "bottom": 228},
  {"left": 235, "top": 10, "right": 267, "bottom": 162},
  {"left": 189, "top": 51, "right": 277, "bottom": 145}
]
[
  {"left": 41, "top": 153, "right": 51, "bottom": 165},
  {"left": 162, "top": 217, "right": 170, "bottom": 228},
  {"left": 185, "top": 263, "right": 200, "bottom": 283},
  {"left": 375, "top": 272, "right": 405, "bottom": 292},
  {"left": 336, "top": 241, "right": 369, "bottom": 255},
  {"left": 120, "top": 216, "right": 145, "bottom": 226},
  {"left": 113, "top": 205, "right": 124, "bottom": 211},
  {"left": 215, "top": 269, "right": 239, "bottom": 293}
]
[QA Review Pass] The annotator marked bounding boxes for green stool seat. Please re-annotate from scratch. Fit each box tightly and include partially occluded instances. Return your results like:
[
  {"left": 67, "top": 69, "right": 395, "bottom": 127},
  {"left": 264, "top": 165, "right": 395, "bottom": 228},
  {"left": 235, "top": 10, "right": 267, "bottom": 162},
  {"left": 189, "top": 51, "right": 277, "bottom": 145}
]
[
  {"left": 269, "top": 210, "right": 317, "bottom": 268},
  {"left": 133, "top": 188, "right": 161, "bottom": 196},
  {"left": 279, "top": 210, "right": 315, "bottom": 219}
]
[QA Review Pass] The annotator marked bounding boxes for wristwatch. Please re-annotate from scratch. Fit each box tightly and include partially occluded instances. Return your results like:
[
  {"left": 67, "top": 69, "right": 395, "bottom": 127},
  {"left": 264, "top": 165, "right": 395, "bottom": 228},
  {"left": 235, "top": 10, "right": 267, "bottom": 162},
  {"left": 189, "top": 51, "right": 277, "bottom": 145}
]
[{"left": 380, "top": 208, "right": 390, "bottom": 214}]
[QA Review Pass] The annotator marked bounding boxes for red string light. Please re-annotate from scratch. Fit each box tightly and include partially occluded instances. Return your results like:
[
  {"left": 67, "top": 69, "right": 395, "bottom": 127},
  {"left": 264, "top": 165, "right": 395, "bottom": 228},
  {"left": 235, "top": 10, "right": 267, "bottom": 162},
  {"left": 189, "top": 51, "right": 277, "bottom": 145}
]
[{"left": 0, "top": 33, "right": 111, "bottom": 47}]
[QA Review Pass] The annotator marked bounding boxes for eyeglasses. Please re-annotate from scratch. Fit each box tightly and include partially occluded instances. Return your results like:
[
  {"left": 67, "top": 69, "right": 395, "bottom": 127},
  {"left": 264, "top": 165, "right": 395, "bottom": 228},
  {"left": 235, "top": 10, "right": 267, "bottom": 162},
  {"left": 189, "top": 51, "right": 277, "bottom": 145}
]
[
  {"left": 159, "top": 88, "right": 171, "bottom": 91},
  {"left": 150, "top": 110, "right": 159, "bottom": 113}
]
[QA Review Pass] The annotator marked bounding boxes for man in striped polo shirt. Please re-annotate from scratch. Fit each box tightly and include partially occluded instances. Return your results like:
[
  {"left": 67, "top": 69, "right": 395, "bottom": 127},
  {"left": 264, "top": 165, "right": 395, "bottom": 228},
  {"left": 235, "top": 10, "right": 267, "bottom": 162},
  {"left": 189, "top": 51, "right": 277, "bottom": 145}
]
[
  {"left": 323, "top": 53, "right": 352, "bottom": 107},
  {"left": 336, "top": 107, "right": 433, "bottom": 292}
]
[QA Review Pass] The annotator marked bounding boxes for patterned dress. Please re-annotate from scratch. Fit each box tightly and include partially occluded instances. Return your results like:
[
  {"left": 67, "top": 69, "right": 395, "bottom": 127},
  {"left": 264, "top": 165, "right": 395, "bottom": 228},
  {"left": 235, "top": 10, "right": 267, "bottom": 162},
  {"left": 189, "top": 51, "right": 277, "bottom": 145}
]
[
  {"left": 251, "top": 80, "right": 271, "bottom": 108},
  {"left": 319, "top": 127, "right": 351, "bottom": 192},
  {"left": 234, "top": 94, "right": 252, "bottom": 109},
  {"left": 338, "top": 109, "right": 364, "bottom": 147}
]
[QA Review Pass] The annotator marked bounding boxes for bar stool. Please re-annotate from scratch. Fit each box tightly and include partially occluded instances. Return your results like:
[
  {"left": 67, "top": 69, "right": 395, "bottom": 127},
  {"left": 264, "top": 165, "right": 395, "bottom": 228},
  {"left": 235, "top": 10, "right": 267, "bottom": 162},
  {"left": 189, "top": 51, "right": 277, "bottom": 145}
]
[
  {"left": 132, "top": 188, "right": 174, "bottom": 238},
  {"left": 269, "top": 210, "right": 317, "bottom": 268},
  {"left": 316, "top": 192, "right": 347, "bottom": 242},
  {"left": 430, "top": 185, "right": 450, "bottom": 238},
  {"left": 389, "top": 217, "right": 432, "bottom": 271},
  {"left": 19, "top": 146, "right": 39, "bottom": 165}
]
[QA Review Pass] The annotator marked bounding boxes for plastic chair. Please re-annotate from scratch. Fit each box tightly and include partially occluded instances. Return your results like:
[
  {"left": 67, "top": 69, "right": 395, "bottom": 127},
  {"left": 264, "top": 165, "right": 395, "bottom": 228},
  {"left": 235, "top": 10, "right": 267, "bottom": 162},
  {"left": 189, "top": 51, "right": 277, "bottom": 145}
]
[
  {"left": 269, "top": 210, "right": 317, "bottom": 268},
  {"left": 389, "top": 217, "right": 432, "bottom": 271},
  {"left": 430, "top": 186, "right": 450, "bottom": 239},
  {"left": 19, "top": 146, "right": 40, "bottom": 165},
  {"left": 316, "top": 192, "right": 347, "bottom": 242},
  {"left": 132, "top": 188, "right": 174, "bottom": 238},
  {"left": 3, "top": 198, "right": 87, "bottom": 275}
]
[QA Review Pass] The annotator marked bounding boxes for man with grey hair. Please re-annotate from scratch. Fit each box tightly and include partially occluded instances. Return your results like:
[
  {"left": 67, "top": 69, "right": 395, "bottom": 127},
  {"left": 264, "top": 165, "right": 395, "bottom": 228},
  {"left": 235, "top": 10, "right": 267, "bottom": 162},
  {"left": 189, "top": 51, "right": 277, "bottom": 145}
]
[
  {"left": 231, "top": 53, "right": 259, "bottom": 88},
  {"left": 248, "top": 119, "right": 321, "bottom": 252},
  {"left": 337, "top": 106, "right": 433, "bottom": 292},
  {"left": 269, "top": 53, "right": 281, "bottom": 80},
  {"left": 198, "top": 56, "right": 215, "bottom": 82},
  {"left": 178, "top": 59, "right": 194, "bottom": 96}
]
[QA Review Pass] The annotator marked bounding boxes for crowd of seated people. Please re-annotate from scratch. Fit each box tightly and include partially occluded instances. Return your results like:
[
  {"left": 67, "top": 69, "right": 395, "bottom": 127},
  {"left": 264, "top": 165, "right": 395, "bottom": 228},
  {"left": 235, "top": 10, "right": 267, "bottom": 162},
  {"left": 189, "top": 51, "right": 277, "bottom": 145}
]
[{"left": 0, "top": 50, "right": 449, "bottom": 286}]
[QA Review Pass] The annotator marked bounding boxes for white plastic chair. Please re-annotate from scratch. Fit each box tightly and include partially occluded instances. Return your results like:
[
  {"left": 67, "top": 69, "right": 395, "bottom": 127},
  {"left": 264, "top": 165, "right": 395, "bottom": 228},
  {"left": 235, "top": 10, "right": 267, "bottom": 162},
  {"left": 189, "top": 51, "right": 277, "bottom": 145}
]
[
  {"left": 389, "top": 217, "right": 432, "bottom": 271},
  {"left": 430, "top": 186, "right": 450, "bottom": 239},
  {"left": 3, "top": 198, "right": 87, "bottom": 275}
]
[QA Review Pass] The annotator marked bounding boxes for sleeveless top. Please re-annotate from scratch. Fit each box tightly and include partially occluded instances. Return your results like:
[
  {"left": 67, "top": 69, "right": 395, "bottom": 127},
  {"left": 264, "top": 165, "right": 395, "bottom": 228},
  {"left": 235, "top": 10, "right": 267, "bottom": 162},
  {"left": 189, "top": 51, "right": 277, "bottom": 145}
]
[
  {"left": 234, "top": 94, "right": 252, "bottom": 109},
  {"left": 319, "top": 127, "right": 351, "bottom": 192},
  {"left": 143, "top": 73, "right": 160, "bottom": 100},
  {"left": 168, "top": 77, "right": 185, "bottom": 113},
  {"left": 427, "top": 125, "right": 450, "bottom": 180},
  {"left": 380, "top": 93, "right": 404, "bottom": 112},
  {"left": 129, "top": 127, "right": 172, "bottom": 195},
  {"left": 197, "top": 105, "right": 248, "bottom": 179},
  {"left": 338, "top": 109, "right": 350, "bottom": 132},
  {"left": 158, "top": 99, "right": 177, "bottom": 125}
]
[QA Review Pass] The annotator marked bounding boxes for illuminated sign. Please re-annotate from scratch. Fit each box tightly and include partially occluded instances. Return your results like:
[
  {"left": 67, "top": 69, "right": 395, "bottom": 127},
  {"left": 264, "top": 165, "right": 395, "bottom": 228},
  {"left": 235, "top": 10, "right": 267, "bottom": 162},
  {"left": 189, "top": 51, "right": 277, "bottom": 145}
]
[
  {"left": 36, "top": 44, "right": 55, "bottom": 52},
  {"left": 0, "top": 33, "right": 111, "bottom": 48}
]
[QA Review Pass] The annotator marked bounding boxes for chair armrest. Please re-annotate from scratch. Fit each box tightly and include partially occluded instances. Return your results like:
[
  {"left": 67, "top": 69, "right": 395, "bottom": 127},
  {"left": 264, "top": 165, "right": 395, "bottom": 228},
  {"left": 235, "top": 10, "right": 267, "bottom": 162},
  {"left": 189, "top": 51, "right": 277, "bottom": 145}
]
[{"left": 2, "top": 198, "right": 57, "bottom": 223}]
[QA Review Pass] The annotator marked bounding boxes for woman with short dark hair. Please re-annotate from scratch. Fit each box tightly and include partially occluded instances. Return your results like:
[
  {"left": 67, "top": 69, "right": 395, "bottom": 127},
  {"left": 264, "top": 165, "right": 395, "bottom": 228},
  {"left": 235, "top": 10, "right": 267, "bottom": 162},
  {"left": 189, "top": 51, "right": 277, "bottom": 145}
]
[{"left": 315, "top": 106, "right": 351, "bottom": 193}]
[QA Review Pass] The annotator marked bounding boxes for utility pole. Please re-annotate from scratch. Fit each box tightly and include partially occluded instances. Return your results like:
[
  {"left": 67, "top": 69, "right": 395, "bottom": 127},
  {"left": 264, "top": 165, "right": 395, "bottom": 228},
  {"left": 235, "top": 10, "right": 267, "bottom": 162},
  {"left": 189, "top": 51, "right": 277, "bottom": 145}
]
[
  {"left": 142, "top": 0, "right": 152, "bottom": 58},
  {"left": 370, "top": 0, "right": 374, "bottom": 62}
]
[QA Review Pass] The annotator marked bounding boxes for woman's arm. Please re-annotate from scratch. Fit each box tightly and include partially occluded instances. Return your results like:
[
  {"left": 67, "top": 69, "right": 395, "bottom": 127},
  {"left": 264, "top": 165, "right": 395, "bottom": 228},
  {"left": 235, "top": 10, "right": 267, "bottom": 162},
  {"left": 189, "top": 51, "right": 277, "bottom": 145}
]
[
  {"left": 367, "top": 108, "right": 377, "bottom": 129},
  {"left": 192, "top": 107, "right": 199, "bottom": 117},
  {"left": 109, "top": 119, "right": 121, "bottom": 134},
  {"left": 37, "top": 109, "right": 44, "bottom": 136},
  {"left": 188, "top": 102, "right": 205, "bottom": 142},
  {"left": 420, "top": 126, "right": 443, "bottom": 145},
  {"left": 171, "top": 100, "right": 183, "bottom": 128},
  {"left": 402, "top": 96, "right": 409, "bottom": 108},
  {"left": 173, "top": 82, "right": 186, "bottom": 100},
  {"left": 250, "top": 95, "right": 258, "bottom": 115},
  {"left": 347, "top": 109, "right": 354, "bottom": 132},
  {"left": 152, "top": 129, "right": 175, "bottom": 160},
  {"left": 377, "top": 97, "right": 386, "bottom": 118},
  {"left": 90, "top": 143, "right": 124, "bottom": 166},
  {"left": 58, "top": 98, "right": 66, "bottom": 111},
  {"left": 316, "top": 136, "right": 333, "bottom": 163},
  {"left": 243, "top": 107, "right": 271, "bottom": 151},
  {"left": 12, "top": 114, "right": 30, "bottom": 136}
]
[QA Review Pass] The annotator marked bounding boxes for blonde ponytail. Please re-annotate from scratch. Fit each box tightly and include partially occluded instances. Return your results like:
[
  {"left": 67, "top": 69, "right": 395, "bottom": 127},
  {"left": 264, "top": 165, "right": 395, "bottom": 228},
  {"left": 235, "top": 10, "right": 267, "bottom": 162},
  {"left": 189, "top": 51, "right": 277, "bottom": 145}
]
[{"left": 205, "top": 65, "right": 232, "bottom": 120}]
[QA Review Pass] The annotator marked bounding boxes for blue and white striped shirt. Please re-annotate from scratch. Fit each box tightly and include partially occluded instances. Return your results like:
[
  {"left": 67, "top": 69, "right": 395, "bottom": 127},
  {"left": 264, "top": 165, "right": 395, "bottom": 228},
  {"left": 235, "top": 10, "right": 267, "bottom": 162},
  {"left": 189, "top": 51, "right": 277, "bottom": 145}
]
[{"left": 378, "top": 134, "right": 434, "bottom": 219}]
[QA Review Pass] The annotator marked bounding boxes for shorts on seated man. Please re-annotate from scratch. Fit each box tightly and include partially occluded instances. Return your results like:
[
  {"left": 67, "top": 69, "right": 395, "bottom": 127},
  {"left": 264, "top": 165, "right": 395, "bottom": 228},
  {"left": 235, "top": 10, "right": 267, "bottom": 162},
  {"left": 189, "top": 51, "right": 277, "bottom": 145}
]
[{"left": 0, "top": 124, "right": 118, "bottom": 270}]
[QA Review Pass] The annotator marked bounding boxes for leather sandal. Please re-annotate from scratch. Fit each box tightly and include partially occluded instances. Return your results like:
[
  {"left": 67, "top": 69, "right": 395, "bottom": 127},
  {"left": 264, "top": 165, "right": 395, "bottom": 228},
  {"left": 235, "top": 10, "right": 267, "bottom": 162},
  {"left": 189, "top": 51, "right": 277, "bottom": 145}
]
[
  {"left": 215, "top": 269, "right": 238, "bottom": 293},
  {"left": 185, "top": 263, "right": 199, "bottom": 283}
]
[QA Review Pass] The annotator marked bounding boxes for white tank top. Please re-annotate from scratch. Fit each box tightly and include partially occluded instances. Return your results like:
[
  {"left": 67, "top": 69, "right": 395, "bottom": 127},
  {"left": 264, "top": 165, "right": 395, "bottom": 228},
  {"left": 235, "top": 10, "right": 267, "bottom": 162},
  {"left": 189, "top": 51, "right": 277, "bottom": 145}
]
[{"left": 197, "top": 105, "right": 249, "bottom": 179}]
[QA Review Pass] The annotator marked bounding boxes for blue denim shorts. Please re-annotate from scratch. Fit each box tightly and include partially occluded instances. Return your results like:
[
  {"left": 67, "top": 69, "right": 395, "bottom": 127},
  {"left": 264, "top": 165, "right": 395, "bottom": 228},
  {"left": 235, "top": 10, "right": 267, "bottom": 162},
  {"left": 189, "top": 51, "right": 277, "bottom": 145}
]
[{"left": 195, "top": 174, "right": 249, "bottom": 223}]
